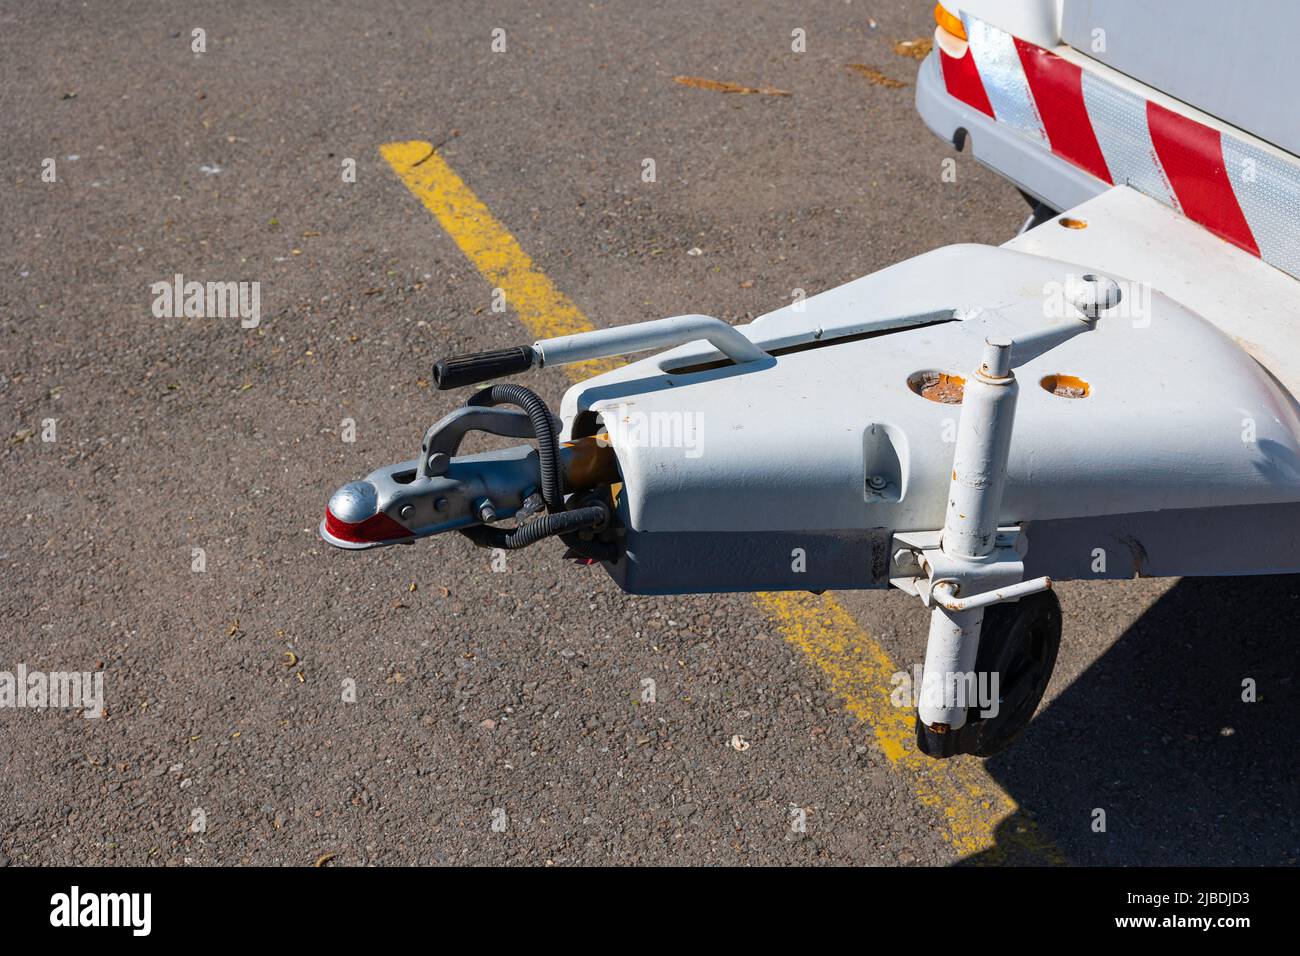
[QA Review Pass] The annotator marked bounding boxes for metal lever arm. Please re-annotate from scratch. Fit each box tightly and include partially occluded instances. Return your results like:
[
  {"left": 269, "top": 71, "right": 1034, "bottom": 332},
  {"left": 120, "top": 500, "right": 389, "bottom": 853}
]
[
  {"left": 930, "top": 576, "right": 1052, "bottom": 612},
  {"left": 431, "top": 314, "right": 770, "bottom": 391},
  {"left": 418, "top": 406, "right": 552, "bottom": 478},
  {"left": 534, "top": 314, "right": 769, "bottom": 368}
]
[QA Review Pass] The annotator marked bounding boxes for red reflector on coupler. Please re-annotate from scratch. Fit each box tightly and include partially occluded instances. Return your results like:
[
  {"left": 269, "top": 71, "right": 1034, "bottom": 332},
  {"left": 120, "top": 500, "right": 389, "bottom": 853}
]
[
  {"left": 322, "top": 508, "right": 413, "bottom": 546},
  {"left": 319, "top": 479, "right": 415, "bottom": 550}
]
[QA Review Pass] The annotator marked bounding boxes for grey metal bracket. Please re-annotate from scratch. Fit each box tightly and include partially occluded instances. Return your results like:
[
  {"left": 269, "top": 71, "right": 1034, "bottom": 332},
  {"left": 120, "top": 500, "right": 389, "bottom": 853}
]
[{"left": 417, "top": 406, "right": 556, "bottom": 479}]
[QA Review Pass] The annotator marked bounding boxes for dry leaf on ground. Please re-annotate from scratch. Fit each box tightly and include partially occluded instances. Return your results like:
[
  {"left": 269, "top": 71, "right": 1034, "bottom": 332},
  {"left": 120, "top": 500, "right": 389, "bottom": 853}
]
[
  {"left": 846, "top": 64, "right": 908, "bottom": 88},
  {"left": 892, "top": 38, "right": 933, "bottom": 60},
  {"left": 673, "top": 76, "right": 791, "bottom": 97}
]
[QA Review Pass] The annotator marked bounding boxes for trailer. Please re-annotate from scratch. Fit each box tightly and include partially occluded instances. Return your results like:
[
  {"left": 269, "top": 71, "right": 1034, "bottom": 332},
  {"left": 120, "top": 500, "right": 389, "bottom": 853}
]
[{"left": 322, "top": 1, "right": 1300, "bottom": 757}]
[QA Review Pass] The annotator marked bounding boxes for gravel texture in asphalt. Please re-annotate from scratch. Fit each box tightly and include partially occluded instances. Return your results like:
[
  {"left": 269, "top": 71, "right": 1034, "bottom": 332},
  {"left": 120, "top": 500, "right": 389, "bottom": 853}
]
[{"left": 2, "top": 0, "right": 1295, "bottom": 866}]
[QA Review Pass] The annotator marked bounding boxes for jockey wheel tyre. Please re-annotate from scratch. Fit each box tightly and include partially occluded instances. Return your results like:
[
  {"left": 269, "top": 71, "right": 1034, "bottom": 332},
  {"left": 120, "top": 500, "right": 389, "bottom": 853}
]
[{"left": 964, "top": 590, "right": 1062, "bottom": 757}]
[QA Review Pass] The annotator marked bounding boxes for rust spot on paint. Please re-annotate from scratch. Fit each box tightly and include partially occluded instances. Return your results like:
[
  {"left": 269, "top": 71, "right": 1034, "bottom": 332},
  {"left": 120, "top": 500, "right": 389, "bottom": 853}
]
[
  {"left": 909, "top": 370, "right": 965, "bottom": 404},
  {"left": 1059, "top": 217, "right": 1088, "bottom": 229},
  {"left": 1040, "top": 373, "right": 1091, "bottom": 398}
]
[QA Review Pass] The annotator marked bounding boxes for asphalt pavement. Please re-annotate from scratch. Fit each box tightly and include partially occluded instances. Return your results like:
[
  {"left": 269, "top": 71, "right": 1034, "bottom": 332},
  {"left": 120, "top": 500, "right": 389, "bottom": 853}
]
[{"left": 1, "top": 0, "right": 1296, "bottom": 866}]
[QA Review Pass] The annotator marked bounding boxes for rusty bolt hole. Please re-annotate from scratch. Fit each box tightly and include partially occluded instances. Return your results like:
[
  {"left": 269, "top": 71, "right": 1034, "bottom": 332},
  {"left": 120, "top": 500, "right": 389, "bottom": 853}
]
[
  {"left": 1040, "top": 373, "right": 1091, "bottom": 398},
  {"left": 908, "top": 370, "right": 966, "bottom": 404},
  {"left": 1059, "top": 216, "right": 1088, "bottom": 229}
]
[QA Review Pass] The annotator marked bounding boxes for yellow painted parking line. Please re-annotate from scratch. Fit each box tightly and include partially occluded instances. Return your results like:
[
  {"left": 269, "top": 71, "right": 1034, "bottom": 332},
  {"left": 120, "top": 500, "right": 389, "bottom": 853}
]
[
  {"left": 381, "top": 139, "right": 1064, "bottom": 864},
  {"left": 380, "top": 140, "right": 621, "bottom": 381},
  {"left": 756, "top": 592, "right": 1064, "bottom": 862}
]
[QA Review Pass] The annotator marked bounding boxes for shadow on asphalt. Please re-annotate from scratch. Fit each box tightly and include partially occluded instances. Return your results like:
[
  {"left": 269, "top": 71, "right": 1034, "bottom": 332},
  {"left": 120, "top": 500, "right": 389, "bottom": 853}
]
[{"left": 962, "top": 575, "right": 1300, "bottom": 866}]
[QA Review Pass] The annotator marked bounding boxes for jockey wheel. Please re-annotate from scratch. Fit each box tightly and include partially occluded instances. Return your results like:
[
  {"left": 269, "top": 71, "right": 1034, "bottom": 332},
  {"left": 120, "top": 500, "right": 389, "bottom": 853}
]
[{"left": 916, "top": 590, "right": 1062, "bottom": 758}]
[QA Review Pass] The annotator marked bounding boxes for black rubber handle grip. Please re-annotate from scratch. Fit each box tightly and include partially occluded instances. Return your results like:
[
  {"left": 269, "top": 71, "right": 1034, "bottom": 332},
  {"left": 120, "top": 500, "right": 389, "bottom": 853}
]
[{"left": 432, "top": 345, "right": 536, "bottom": 390}]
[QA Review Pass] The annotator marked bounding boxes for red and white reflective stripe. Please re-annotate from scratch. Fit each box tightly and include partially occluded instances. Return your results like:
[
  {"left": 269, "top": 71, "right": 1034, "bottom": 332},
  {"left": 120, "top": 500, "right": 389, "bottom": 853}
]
[
  {"left": 963, "top": 17, "right": 1047, "bottom": 146},
  {"left": 940, "top": 13, "right": 1300, "bottom": 280}
]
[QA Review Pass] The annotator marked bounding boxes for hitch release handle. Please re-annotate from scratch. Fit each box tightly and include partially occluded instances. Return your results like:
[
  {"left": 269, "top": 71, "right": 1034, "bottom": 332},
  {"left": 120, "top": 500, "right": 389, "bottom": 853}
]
[
  {"left": 433, "top": 314, "right": 769, "bottom": 389},
  {"left": 433, "top": 345, "right": 537, "bottom": 390}
]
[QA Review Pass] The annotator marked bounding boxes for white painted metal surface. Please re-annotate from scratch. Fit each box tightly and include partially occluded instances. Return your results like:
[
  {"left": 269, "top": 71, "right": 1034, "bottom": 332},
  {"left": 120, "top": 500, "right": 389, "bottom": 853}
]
[
  {"left": 1061, "top": 0, "right": 1300, "bottom": 156},
  {"left": 919, "top": 339, "right": 1018, "bottom": 730},
  {"left": 561, "top": 229, "right": 1300, "bottom": 545},
  {"left": 1006, "top": 186, "right": 1300, "bottom": 398},
  {"left": 947, "top": 0, "right": 1062, "bottom": 49},
  {"left": 942, "top": 339, "right": 1018, "bottom": 560}
]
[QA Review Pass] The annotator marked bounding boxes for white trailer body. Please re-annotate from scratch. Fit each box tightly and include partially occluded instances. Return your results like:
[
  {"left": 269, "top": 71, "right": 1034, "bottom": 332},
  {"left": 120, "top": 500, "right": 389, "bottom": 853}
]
[{"left": 323, "top": 1, "right": 1300, "bottom": 756}]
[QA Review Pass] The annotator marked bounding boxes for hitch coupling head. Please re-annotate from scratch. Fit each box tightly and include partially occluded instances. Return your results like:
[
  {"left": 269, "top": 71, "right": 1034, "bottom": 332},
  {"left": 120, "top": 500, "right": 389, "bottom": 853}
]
[{"left": 320, "top": 384, "right": 621, "bottom": 559}]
